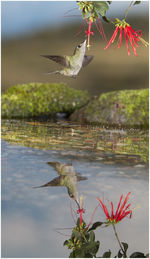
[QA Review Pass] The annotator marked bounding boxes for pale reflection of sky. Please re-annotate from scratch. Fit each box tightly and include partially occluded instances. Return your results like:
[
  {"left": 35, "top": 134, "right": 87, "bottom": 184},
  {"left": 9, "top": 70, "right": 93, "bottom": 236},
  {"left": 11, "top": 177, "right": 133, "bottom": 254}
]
[{"left": 2, "top": 140, "right": 148, "bottom": 258}]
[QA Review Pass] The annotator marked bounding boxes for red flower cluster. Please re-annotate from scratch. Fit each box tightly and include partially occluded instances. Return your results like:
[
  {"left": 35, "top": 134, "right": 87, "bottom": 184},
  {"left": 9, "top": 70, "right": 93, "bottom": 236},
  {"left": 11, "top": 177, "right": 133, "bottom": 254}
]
[
  {"left": 97, "top": 192, "right": 132, "bottom": 224},
  {"left": 104, "top": 18, "right": 149, "bottom": 56}
]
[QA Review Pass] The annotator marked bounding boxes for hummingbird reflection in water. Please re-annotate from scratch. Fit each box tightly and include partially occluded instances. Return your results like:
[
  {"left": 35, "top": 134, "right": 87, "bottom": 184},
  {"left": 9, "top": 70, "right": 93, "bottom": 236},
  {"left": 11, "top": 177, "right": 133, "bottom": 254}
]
[
  {"left": 41, "top": 40, "right": 93, "bottom": 78},
  {"left": 34, "top": 162, "right": 87, "bottom": 207}
]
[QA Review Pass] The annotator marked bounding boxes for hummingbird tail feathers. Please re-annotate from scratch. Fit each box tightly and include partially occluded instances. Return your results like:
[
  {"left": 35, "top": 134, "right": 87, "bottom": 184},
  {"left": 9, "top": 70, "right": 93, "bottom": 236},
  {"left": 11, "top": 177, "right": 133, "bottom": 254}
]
[{"left": 44, "top": 71, "right": 60, "bottom": 75}]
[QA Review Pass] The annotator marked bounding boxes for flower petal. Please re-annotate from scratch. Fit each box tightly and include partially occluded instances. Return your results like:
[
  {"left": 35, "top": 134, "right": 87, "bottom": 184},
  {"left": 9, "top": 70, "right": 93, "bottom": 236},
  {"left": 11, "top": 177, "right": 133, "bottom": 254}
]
[
  {"left": 116, "top": 192, "right": 131, "bottom": 220},
  {"left": 114, "top": 194, "right": 123, "bottom": 220},
  {"left": 118, "top": 27, "right": 123, "bottom": 48},
  {"left": 111, "top": 202, "right": 114, "bottom": 221},
  {"left": 97, "top": 197, "right": 110, "bottom": 220},
  {"left": 126, "top": 27, "right": 138, "bottom": 56},
  {"left": 104, "top": 26, "right": 119, "bottom": 50},
  {"left": 124, "top": 28, "right": 130, "bottom": 56}
]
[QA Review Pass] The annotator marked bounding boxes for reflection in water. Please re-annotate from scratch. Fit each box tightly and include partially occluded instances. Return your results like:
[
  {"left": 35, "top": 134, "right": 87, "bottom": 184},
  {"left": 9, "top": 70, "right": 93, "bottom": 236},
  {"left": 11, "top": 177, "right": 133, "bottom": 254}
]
[
  {"left": 1, "top": 119, "right": 149, "bottom": 258},
  {"left": 34, "top": 162, "right": 87, "bottom": 207},
  {"left": 2, "top": 119, "right": 149, "bottom": 163}
]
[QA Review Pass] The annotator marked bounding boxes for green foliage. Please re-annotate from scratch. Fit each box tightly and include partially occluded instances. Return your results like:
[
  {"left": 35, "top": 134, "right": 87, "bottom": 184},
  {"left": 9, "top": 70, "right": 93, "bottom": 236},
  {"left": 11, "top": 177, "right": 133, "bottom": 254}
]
[
  {"left": 130, "top": 252, "right": 147, "bottom": 258},
  {"left": 88, "top": 221, "right": 104, "bottom": 231},
  {"left": 64, "top": 218, "right": 148, "bottom": 258},
  {"left": 102, "top": 250, "right": 111, "bottom": 257},
  {"left": 134, "top": 1, "right": 141, "bottom": 5},
  {"left": 64, "top": 218, "right": 100, "bottom": 258},
  {"left": 2, "top": 82, "right": 89, "bottom": 119},
  {"left": 77, "top": 1, "right": 110, "bottom": 22},
  {"left": 93, "top": 1, "right": 109, "bottom": 17}
]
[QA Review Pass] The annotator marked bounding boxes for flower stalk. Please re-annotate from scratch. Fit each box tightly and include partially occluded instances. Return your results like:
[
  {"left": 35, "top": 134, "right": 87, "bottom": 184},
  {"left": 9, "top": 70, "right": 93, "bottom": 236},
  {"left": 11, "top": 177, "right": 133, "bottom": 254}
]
[
  {"left": 77, "top": 196, "right": 85, "bottom": 227},
  {"left": 112, "top": 223, "right": 125, "bottom": 254},
  {"left": 124, "top": 1, "right": 134, "bottom": 19}
]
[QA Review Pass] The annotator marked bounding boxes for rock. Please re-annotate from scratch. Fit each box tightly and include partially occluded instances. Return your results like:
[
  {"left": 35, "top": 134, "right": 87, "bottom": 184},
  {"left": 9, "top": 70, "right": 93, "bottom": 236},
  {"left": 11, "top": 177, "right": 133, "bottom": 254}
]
[
  {"left": 70, "top": 89, "right": 149, "bottom": 128},
  {"left": 2, "top": 82, "right": 90, "bottom": 119}
]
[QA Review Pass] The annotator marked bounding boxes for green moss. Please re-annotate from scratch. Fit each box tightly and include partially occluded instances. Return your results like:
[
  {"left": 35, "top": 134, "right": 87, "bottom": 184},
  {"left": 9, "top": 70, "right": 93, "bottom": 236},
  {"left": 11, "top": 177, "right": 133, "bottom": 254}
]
[
  {"left": 75, "top": 89, "right": 149, "bottom": 128},
  {"left": 2, "top": 82, "right": 90, "bottom": 118}
]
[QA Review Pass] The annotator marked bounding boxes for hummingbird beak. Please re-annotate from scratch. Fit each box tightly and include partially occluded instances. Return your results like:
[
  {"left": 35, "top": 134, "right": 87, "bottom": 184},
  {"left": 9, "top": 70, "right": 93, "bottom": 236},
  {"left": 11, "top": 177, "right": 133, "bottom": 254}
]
[
  {"left": 79, "top": 39, "right": 87, "bottom": 51},
  {"left": 82, "top": 39, "right": 87, "bottom": 46}
]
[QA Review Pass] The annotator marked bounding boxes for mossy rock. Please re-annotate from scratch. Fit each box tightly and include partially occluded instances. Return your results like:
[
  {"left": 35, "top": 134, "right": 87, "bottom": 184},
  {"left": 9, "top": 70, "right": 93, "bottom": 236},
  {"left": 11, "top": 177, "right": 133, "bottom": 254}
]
[
  {"left": 70, "top": 89, "right": 149, "bottom": 128},
  {"left": 2, "top": 82, "right": 90, "bottom": 119}
]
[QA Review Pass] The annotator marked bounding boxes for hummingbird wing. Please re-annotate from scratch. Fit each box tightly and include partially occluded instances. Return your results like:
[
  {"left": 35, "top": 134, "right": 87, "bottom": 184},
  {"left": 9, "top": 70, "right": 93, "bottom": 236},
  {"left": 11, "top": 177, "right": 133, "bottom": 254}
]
[
  {"left": 41, "top": 55, "right": 70, "bottom": 68},
  {"left": 33, "top": 176, "right": 61, "bottom": 188},
  {"left": 82, "top": 55, "right": 94, "bottom": 67}
]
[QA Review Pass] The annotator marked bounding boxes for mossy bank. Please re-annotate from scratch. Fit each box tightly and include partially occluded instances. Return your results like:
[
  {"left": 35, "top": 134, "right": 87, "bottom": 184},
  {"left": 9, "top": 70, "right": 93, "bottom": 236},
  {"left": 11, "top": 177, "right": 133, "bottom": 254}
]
[
  {"left": 2, "top": 83, "right": 90, "bottom": 119},
  {"left": 70, "top": 89, "right": 149, "bottom": 128}
]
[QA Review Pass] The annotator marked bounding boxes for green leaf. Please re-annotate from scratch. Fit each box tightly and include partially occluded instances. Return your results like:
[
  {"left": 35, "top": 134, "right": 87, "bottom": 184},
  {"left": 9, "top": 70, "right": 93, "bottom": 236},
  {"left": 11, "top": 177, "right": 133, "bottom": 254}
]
[
  {"left": 82, "top": 240, "right": 100, "bottom": 255},
  {"left": 130, "top": 252, "right": 146, "bottom": 258},
  {"left": 89, "top": 231, "right": 95, "bottom": 242},
  {"left": 93, "top": 1, "right": 109, "bottom": 17},
  {"left": 134, "top": 1, "right": 141, "bottom": 5},
  {"left": 88, "top": 221, "right": 104, "bottom": 231},
  {"left": 118, "top": 249, "right": 123, "bottom": 258},
  {"left": 74, "top": 249, "right": 85, "bottom": 258},
  {"left": 63, "top": 240, "right": 69, "bottom": 246},
  {"left": 102, "top": 15, "right": 111, "bottom": 23},
  {"left": 83, "top": 10, "right": 92, "bottom": 19},
  {"left": 103, "top": 250, "right": 111, "bottom": 258},
  {"left": 121, "top": 242, "right": 128, "bottom": 253}
]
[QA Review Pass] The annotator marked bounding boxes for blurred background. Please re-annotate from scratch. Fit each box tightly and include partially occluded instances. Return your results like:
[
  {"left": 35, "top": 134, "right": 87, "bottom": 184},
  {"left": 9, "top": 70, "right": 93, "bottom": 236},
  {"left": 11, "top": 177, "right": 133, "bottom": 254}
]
[{"left": 2, "top": 1, "right": 149, "bottom": 96}]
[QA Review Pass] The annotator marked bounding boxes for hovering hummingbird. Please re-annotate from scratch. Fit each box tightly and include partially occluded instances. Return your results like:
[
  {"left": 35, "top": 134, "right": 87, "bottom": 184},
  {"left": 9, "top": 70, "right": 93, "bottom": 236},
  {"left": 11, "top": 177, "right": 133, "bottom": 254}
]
[
  {"left": 41, "top": 40, "right": 93, "bottom": 78},
  {"left": 34, "top": 162, "right": 87, "bottom": 207}
]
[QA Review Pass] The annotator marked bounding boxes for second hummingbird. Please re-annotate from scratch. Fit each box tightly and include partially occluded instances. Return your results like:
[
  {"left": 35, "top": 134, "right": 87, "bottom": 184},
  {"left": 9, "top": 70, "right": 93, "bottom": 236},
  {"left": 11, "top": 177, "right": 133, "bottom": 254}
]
[{"left": 41, "top": 40, "right": 93, "bottom": 78}]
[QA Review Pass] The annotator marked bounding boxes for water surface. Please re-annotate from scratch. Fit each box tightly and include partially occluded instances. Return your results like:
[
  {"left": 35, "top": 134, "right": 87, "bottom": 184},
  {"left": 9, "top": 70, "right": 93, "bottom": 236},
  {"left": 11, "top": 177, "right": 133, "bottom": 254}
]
[{"left": 2, "top": 120, "right": 149, "bottom": 257}]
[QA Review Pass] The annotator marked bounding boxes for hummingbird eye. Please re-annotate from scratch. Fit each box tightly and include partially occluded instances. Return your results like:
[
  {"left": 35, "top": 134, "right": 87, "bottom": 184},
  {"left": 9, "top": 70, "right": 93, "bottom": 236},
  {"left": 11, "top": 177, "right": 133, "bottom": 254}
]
[{"left": 77, "top": 45, "right": 81, "bottom": 48}]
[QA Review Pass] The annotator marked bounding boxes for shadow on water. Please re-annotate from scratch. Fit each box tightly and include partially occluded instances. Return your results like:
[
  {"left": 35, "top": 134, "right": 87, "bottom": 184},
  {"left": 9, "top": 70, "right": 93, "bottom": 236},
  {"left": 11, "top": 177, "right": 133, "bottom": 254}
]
[{"left": 1, "top": 119, "right": 149, "bottom": 257}]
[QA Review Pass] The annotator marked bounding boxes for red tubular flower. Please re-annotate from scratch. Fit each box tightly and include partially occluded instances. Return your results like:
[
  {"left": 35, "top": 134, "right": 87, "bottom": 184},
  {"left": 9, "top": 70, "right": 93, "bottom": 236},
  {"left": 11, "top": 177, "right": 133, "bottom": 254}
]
[
  {"left": 104, "top": 26, "right": 119, "bottom": 50},
  {"left": 85, "top": 19, "right": 94, "bottom": 49},
  {"left": 97, "top": 192, "right": 132, "bottom": 224},
  {"left": 77, "top": 196, "right": 85, "bottom": 226},
  {"left": 104, "top": 18, "right": 149, "bottom": 56},
  {"left": 77, "top": 7, "right": 107, "bottom": 50}
]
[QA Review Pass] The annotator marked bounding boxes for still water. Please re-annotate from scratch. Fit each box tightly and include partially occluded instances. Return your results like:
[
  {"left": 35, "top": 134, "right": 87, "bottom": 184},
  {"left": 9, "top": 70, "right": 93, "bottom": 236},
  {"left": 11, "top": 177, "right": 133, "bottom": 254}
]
[{"left": 2, "top": 120, "right": 149, "bottom": 258}]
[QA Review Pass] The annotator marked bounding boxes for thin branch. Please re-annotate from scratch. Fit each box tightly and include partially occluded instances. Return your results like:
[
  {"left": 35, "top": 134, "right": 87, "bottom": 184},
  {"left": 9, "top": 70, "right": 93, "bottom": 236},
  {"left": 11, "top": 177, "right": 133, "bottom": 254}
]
[{"left": 124, "top": 1, "right": 134, "bottom": 19}]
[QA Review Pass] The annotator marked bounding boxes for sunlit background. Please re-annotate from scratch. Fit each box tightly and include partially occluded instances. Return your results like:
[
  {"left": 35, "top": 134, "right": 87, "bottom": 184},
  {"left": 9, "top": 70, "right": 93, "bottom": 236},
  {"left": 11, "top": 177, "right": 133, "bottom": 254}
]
[{"left": 2, "top": 1, "right": 149, "bottom": 95}]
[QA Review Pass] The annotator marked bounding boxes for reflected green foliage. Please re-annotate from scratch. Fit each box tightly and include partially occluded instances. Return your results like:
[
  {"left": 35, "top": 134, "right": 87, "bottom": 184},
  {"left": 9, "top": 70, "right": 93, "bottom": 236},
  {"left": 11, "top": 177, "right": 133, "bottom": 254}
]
[
  {"left": 2, "top": 120, "right": 148, "bottom": 163},
  {"left": 64, "top": 218, "right": 148, "bottom": 258},
  {"left": 64, "top": 218, "right": 100, "bottom": 258},
  {"left": 2, "top": 83, "right": 90, "bottom": 118},
  {"left": 70, "top": 89, "right": 149, "bottom": 128}
]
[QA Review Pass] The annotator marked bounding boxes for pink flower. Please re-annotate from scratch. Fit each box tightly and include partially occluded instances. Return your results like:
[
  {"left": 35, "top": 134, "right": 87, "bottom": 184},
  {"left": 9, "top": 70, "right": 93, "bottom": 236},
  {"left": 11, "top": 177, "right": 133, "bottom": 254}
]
[{"left": 97, "top": 192, "right": 132, "bottom": 224}]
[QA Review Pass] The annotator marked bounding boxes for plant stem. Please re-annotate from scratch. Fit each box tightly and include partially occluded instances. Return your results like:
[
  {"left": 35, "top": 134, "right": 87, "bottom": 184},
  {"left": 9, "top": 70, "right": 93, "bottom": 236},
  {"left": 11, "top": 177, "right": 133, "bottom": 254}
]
[
  {"left": 124, "top": 1, "right": 134, "bottom": 19},
  {"left": 112, "top": 224, "right": 125, "bottom": 254}
]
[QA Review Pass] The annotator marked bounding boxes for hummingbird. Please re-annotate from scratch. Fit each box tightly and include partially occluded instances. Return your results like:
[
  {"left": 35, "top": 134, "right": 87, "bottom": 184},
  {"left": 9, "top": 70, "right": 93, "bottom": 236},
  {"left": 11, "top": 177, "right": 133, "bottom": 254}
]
[
  {"left": 41, "top": 40, "right": 93, "bottom": 78},
  {"left": 34, "top": 162, "right": 87, "bottom": 207}
]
